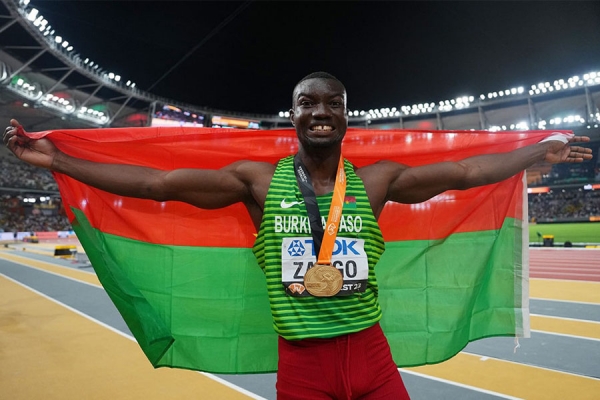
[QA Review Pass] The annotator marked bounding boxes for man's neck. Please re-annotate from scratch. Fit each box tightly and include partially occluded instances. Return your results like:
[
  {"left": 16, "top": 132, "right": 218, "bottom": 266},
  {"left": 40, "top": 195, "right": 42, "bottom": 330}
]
[{"left": 297, "top": 147, "right": 341, "bottom": 195}]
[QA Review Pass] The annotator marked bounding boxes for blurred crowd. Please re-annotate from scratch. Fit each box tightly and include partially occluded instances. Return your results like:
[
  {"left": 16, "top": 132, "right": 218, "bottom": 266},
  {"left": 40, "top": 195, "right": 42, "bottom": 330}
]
[
  {"left": 1, "top": 155, "right": 58, "bottom": 191},
  {"left": 1, "top": 154, "right": 68, "bottom": 232},
  {"left": 528, "top": 189, "right": 600, "bottom": 222},
  {"left": 1, "top": 152, "right": 600, "bottom": 232},
  {"left": 0, "top": 202, "right": 72, "bottom": 232}
]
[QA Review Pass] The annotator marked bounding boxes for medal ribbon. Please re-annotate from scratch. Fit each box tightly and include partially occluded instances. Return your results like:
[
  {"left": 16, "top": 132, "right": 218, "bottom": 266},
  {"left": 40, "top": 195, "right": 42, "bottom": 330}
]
[{"left": 293, "top": 154, "right": 347, "bottom": 265}]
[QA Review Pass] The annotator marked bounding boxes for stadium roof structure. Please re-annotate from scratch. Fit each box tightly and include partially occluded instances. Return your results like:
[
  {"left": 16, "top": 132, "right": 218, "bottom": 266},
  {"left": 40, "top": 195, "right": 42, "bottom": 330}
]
[
  {"left": 0, "top": 0, "right": 287, "bottom": 131},
  {"left": 0, "top": 0, "right": 599, "bottom": 139}
]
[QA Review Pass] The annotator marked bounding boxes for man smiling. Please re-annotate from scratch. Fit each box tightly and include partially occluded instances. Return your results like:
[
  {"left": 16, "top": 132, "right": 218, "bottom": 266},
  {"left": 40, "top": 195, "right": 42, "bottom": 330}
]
[{"left": 4, "top": 72, "right": 592, "bottom": 399}]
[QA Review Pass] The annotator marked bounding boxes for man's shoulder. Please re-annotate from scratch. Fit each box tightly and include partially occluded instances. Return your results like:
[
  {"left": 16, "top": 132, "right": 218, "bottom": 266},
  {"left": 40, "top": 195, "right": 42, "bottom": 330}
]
[
  {"left": 355, "top": 160, "right": 408, "bottom": 180},
  {"left": 229, "top": 159, "right": 277, "bottom": 174},
  {"left": 226, "top": 160, "right": 277, "bottom": 186}
]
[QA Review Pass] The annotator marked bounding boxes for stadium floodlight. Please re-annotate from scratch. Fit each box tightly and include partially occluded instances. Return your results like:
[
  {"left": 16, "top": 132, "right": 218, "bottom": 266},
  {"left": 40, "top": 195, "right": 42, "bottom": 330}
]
[
  {"left": 55, "top": 36, "right": 62, "bottom": 44},
  {"left": 67, "top": 46, "right": 73, "bottom": 52},
  {"left": 21, "top": 0, "right": 31, "bottom": 6},
  {"left": 115, "top": 75, "right": 121, "bottom": 82},
  {"left": 517, "top": 122, "right": 528, "bottom": 130},
  {"left": 27, "top": 8, "right": 38, "bottom": 21},
  {"left": 108, "top": 72, "right": 115, "bottom": 79}
]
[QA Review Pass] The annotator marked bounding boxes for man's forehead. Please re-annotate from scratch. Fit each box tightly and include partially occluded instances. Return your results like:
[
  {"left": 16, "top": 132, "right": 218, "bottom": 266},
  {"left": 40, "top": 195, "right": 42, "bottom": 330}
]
[{"left": 294, "top": 78, "right": 346, "bottom": 98}]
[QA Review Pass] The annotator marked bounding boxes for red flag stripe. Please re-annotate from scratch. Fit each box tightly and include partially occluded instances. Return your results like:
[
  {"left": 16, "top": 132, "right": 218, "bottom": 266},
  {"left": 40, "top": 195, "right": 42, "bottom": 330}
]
[{"left": 32, "top": 128, "right": 562, "bottom": 246}]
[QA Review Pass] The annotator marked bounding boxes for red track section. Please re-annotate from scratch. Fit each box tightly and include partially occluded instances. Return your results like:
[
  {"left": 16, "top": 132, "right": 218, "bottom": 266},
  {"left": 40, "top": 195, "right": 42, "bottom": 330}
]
[{"left": 529, "top": 248, "right": 600, "bottom": 282}]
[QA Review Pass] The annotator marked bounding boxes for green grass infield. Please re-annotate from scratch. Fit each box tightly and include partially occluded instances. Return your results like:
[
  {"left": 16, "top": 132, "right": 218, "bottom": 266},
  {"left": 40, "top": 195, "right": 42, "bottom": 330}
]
[{"left": 529, "top": 222, "right": 600, "bottom": 245}]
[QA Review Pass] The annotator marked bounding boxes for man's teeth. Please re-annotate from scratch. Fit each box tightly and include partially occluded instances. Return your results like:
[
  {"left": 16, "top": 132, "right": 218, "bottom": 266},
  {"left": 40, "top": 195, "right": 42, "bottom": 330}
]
[{"left": 312, "top": 126, "right": 333, "bottom": 131}]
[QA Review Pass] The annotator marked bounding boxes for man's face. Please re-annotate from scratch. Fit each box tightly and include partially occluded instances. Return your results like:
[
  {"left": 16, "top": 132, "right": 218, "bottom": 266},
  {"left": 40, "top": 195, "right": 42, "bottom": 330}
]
[{"left": 289, "top": 78, "right": 348, "bottom": 149}]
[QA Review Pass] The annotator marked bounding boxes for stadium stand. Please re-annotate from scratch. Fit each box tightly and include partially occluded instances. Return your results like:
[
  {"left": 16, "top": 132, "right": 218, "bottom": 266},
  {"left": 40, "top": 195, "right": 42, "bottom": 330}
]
[{"left": 1, "top": 0, "right": 599, "bottom": 233}]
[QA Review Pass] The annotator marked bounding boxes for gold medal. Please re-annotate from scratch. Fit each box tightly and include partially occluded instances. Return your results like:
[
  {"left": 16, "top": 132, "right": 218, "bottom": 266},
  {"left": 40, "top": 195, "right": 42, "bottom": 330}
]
[{"left": 304, "top": 264, "right": 343, "bottom": 297}]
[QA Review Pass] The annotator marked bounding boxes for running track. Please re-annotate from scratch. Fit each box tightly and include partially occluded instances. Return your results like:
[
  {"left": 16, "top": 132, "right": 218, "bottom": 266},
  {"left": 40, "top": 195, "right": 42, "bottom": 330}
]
[
  {"left": 1, "top": 243, "right": 599, "bottom": 399},
  {"left": 530, "top": 247, "right": 600, "bottom": 282}
]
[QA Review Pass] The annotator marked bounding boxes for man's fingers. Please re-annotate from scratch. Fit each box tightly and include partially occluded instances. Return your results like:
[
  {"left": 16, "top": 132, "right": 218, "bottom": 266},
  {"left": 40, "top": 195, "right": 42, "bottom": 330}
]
[
  {"left": 570, "top": 146, "right": 593, "bottom": 155},
  {"left": 567, "top": 146, "right": 593, "bottom": 162},
  {"left": 568, "top": 136, "right": 591, "bottom": 143}
]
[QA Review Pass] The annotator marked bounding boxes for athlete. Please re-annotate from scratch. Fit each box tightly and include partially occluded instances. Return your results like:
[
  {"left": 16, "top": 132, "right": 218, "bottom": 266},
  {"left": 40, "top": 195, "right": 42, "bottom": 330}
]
[{"left": 4, "top": 72, "right": 592, "bottom": 399}]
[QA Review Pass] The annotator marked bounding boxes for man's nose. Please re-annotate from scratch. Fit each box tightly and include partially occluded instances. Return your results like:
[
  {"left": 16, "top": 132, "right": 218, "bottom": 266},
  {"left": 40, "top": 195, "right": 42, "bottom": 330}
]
[{"left": 312, "top": 103, "right": 330, "bottom": 118}]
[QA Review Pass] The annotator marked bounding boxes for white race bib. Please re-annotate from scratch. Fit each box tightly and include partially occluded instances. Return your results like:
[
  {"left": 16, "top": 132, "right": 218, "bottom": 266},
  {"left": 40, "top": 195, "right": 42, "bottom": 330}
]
[{"left": 281, "top": 236, "right": 369, "bottom": 296}]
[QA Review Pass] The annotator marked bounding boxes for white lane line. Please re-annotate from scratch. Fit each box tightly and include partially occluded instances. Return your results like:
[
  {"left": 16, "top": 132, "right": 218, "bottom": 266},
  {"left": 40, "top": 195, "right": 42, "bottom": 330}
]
[
  {"left": 530, "top": 277, "right": 600, "bottom": 283},
  {"left": 531, "top": 272, "right": 600, "bottom": 277},
  {"left": 461, "top": 351, "right": 600, "bottom": 381},
  {"left": 530, "top": 313, "right": 600, "bottom": 324},
  {"left": 530, "top": 329, "right": 600, "bottom": 342},
  {"left": 0, "top": 273, "right": 266, "bottom": 400},
  {"left": 530, "top": 297, "right": 600, "bottom": 306},
  {"left": 0, "top": 251, "right": 96, "bottom": 275},
  {"left": 399, "top": 369, "right": 523, "bottom": 400},
  {"left": 0, "top": 255, "right": 102, "bottom": 288}
]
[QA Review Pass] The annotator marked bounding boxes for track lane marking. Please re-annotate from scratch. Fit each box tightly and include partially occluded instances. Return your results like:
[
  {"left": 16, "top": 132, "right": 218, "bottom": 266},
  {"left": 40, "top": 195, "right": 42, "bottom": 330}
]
[
  {"left": 4, "top": 250, "right": 600, "bottom": 398},
  {"left": 530, "top": 314, "right": 600, "bottom": 340},
  {"left": 399, "top": 369, "right": 522, "bottom": 399},
  {"left": 530, "top": 278, "right": 600, "bottom": 303},
  {"left": 0, "top": 273, "right": 263, "bottom": 400},
  {"left": 407, "top": 352, "right": 600, "bottom": 400},
  {"left": 0, "top": 250, "right": 100, "bottom": 286}
]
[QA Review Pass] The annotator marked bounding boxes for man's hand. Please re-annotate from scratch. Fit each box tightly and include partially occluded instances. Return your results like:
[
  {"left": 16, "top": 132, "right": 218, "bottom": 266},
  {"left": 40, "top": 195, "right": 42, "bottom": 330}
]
[
  {"left": 3, "top": 119, "right": 59, "bottom": 170},
  {"left": 542, "top": 136, "right": 593, "bottom": 164}
]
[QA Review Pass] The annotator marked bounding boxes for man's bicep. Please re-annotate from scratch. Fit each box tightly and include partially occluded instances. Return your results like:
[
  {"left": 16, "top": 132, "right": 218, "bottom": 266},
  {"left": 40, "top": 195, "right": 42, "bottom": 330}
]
[
  {"left": 387, "top": 162, "right": 467, "bottom": 204},
  {"left": 162, "top": 167, "right": 250, "bottom": 209}
]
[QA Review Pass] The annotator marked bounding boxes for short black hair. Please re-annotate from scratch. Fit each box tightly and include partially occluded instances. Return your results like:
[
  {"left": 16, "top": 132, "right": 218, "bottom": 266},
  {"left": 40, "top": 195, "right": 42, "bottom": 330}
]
[
  {"left": 292, "top": 71, "right": 346, "bottom": 106},
  {"left": 296, "top": 71, "right": 343, "bottom": 86}
]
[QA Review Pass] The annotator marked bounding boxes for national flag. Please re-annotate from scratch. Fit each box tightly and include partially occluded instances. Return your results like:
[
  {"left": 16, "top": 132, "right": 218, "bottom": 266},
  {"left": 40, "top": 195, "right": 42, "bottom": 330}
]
[
  {"left": 344, "top": 195, "right": 357, "bottom": 209},
  {"left": 25, "top": 127, "right": 570, "bottom": 373}
]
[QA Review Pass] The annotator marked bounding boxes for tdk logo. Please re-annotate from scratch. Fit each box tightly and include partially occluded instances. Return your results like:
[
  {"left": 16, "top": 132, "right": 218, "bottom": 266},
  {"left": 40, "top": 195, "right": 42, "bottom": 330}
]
[
  {"left": 287, "top": 240, "right": 306, "bottom": 256},
  {"left": 286, "top": 238, "right": 361, "bottom": 257}
]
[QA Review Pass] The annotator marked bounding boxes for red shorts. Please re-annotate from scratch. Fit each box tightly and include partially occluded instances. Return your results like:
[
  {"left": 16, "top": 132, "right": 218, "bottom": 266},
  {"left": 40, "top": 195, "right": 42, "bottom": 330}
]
[{"left": 276, "top": 323, "right": 410, "bottom": 399}]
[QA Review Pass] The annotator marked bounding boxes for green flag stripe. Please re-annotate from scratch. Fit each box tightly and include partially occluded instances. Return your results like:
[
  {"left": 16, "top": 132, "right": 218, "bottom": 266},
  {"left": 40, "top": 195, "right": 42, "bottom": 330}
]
[{"left": 72, "top": 207, "right": 524, "bottom": 372}]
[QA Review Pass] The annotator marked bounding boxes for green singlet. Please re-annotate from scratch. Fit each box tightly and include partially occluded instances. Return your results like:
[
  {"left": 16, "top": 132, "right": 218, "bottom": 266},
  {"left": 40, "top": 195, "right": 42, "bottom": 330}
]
[{"left": 253, "top": 156, "right": 385, "bottom": 340}]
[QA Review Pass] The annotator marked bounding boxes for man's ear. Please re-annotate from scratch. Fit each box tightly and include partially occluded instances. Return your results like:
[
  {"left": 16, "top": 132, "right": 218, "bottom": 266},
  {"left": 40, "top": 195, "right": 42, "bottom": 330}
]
[{"left": 289, "top": 109, "right": 295, "bottom": 126}]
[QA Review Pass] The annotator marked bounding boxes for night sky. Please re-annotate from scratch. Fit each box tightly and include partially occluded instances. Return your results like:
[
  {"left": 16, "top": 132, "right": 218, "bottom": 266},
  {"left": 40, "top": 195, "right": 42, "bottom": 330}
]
[{"left": 30, "top": 1, "right": 600, "bottom": 115}]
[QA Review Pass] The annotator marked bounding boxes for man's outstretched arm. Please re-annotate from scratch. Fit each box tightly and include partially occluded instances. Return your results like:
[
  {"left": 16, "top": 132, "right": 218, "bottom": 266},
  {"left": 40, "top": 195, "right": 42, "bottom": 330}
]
[
  {"left": 3, "top": 119, "right": 269, "bottom": 210},
  {"left": 360, "top": 135, "right": 593, "bottom": 215}
]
